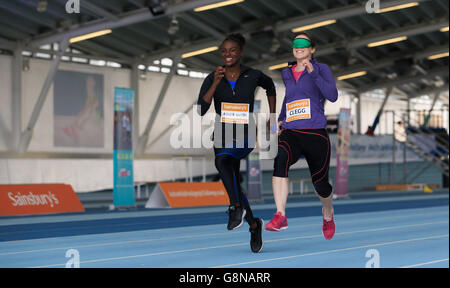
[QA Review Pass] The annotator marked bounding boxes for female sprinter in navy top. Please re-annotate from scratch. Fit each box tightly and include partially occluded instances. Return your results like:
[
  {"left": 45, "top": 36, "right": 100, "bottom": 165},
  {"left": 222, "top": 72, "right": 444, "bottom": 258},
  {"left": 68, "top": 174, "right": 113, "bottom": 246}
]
[{"left": 197, "top": 34, "right": 276, "bottom": 253}]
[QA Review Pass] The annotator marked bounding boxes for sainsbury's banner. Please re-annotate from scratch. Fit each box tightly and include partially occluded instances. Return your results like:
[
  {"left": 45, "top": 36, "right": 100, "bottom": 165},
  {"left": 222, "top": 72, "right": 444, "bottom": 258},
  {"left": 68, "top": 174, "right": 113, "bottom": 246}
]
[
  {"left": 0, "top": 184, "right": 84, "bottom": 216},
  {"left": 146, "top": 182, "right": 229, "bottom": 208}
]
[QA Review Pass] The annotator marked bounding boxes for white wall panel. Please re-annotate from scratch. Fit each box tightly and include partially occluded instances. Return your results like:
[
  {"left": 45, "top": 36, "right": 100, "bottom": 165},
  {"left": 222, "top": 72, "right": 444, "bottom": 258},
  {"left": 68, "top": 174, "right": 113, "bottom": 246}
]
[
  {"left": 0, "top": 55, "right": 12, "bottom": 150},
  {"left": 0, "top": 55, "right": 446, "bottom": 191}
]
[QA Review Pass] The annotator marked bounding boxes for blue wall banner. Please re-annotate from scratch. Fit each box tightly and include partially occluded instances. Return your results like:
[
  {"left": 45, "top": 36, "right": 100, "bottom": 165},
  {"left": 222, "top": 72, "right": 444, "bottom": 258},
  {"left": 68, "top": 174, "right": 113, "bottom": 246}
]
[{"left": 113, "top": 88, "right": 135, "bottom": 208}]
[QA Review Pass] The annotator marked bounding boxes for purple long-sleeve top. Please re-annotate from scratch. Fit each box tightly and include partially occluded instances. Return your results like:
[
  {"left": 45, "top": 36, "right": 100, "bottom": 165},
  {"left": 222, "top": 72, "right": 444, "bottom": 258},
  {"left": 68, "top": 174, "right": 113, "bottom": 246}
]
[{"left": 278, "top": 60, "right": 338, "bottom": 129}]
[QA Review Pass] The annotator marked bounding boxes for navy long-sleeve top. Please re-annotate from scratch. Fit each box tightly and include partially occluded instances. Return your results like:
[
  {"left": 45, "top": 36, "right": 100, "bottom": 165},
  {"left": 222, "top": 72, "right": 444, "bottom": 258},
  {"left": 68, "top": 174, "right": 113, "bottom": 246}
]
[{"left": 197, "top": 64, "right": 276, "bottom": 145}]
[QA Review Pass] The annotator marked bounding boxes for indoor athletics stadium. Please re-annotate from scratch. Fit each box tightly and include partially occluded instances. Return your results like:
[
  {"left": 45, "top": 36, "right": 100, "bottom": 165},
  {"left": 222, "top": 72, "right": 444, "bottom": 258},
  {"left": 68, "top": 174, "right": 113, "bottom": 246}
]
[{"left": 0, "top": 0, "right": 448, "bottom": 271}]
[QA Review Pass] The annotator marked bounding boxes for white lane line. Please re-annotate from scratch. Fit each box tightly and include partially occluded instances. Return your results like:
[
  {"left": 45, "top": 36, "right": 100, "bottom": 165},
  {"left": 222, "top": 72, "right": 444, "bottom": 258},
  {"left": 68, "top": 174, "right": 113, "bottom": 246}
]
[
  {"left": 1, "top": 211, "right": 447, "bottom": 256},
  {"left": 1, "top": 209, "right": 447, "bottom": 256},
  {"left": 212, "top": 234, "right": 449, "bottom": 268},
  {"left": 260, "top": 221, "right": 448, "bottom": 245},
  {"left": 28, "top": 221, "right": 448, "bottom": 268},
  {"left": 400, "top": 258, "right": 449, "bottom": 268},
  {"left": 30, "top": 242, "right": 247, "bottom": 268}
]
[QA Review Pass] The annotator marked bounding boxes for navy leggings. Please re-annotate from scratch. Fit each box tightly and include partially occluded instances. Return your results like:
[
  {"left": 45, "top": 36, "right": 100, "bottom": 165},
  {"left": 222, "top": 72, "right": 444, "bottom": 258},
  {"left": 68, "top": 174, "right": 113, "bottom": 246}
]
[
  {"left": 214, "top": 143, "right": 256, "bottom": 225},
  {"left": 273, "top": 129, "right": 332, "bottom": 198}
]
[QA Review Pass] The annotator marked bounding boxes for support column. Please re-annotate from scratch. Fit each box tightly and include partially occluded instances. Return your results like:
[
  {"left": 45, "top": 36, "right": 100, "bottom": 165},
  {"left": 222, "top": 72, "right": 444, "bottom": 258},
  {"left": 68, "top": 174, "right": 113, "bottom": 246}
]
[
  {"left": 424, "top": 92, "right": 440, "bottom": 127},
  {"left": 18, "top": 38, "right": 69, "bottom": 153},
  {"left": 356, "top": 93, "right": 362, "bottom": 134},
  {"left": 136, "top": 57, "right": 179, "bottom": 155},
  {"left": 11, "top": 43, "right": 23, "bottom": 150},
  {"left": 406, "top": 97, "right": 411, "bottom": 127},
  {"left": 130, "top": 61, "right": 140, "bottom": 151},
  {"left": 391, "top": 110, "right": 396, "bottom": 183},
  {"left": 403, "top": 97, "right": 411, "bottom": 183},
  {"left": 365, "top": 87, "right": 393, "bottom": 135}
]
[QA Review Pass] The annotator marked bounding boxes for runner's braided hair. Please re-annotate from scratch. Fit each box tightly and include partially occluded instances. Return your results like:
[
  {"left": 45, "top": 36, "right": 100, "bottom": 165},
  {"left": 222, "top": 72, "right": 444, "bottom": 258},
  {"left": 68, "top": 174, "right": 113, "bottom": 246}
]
[{"left": 222, "top": 33, "right": 246, "bottom": 50}]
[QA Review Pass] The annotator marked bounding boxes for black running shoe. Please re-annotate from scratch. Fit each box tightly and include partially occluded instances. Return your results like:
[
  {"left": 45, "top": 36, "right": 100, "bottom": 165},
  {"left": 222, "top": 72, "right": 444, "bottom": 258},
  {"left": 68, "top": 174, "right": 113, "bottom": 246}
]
[
  {"left": 249, "top": 218, "right": 264, "bottom": 253},
  {"left": 227, "top": 205, "right": 246, "bottom": 230}
]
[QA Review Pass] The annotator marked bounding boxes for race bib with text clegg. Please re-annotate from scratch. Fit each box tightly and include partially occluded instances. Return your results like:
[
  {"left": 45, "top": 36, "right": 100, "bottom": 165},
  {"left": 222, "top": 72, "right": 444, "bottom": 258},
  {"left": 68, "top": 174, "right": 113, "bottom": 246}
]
[
  {"left": 221, "top": 102, "right": 249, "bottom": 124},
  {"left": 286, "top": 99, "right": 311, "bottom": 122}
]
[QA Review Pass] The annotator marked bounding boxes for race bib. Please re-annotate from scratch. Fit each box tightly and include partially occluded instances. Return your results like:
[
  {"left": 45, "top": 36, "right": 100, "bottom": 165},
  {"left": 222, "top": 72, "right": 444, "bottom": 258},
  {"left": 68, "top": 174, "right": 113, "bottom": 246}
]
[
  {"left": 286, "top": 99, "right": 311, "bottom": 122},
  {"left": 221, "top": 102, "right": 249, "bottom": 124}
]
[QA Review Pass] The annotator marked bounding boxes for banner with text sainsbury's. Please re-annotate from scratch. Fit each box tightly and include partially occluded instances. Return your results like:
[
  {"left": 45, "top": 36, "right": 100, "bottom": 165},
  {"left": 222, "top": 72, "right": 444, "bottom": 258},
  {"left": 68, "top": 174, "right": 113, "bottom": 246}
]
[{"left": 0, "top": 184, "right": 84, "bottom": 216}]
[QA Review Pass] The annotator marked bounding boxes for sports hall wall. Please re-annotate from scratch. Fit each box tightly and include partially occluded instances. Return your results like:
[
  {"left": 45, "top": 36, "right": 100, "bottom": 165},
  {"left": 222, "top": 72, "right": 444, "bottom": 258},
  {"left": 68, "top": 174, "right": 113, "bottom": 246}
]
[{"left": 0, "top": 55, "right": 445, "bottom": 192}]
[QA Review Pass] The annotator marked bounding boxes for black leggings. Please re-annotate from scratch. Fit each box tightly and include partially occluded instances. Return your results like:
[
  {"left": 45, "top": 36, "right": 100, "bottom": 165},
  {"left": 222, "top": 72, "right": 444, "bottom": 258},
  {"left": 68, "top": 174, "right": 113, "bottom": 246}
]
[
  {"left": 214, "top": 146, "right": 256, "bottom": 225},
  {"left": 273, "top": 129, "right": 332, "bottom": 198}
]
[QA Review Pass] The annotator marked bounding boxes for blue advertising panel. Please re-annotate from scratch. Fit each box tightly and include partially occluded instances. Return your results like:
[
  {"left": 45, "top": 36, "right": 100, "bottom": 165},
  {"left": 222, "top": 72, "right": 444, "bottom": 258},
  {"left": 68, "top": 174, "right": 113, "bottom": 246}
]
[{"left": 113, "top": 88, "right": 135, "bottom": 207}]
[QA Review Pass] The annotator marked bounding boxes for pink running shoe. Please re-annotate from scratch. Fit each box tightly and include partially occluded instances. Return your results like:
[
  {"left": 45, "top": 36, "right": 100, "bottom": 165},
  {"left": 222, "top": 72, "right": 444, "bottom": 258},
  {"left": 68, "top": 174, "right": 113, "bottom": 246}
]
[
  {"left": 265, "top": 212, "right": 288, "bottom": 231},
  {"left": 322, "top": 209, "right": 335, "bottom": 240}
]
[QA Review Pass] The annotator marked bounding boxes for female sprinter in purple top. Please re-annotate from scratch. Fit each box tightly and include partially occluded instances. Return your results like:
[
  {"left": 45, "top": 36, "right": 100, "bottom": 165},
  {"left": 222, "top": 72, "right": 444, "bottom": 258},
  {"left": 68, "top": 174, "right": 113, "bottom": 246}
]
[{"left": 265, "top": 32, "right": 338, "bottom": 240}]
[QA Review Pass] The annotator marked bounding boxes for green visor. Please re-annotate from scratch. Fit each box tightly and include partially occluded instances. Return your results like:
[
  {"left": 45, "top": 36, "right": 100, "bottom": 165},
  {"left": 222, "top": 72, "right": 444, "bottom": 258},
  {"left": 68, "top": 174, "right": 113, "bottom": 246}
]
[{"left": 292, "top": 38, "right": 312, "bottom": 49}]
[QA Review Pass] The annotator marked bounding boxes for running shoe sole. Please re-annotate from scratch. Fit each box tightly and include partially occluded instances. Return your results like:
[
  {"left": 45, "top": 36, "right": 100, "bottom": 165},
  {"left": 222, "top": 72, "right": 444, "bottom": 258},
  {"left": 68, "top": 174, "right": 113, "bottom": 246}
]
[
  {"left": 252, "top": 219, "right": 264, "bottom": 253},
  {"left": 265, "top": 226, "right": 288, "bottom": 232},
  {"left": 229, "top": 209, "right": 246, "bottom": 230}
]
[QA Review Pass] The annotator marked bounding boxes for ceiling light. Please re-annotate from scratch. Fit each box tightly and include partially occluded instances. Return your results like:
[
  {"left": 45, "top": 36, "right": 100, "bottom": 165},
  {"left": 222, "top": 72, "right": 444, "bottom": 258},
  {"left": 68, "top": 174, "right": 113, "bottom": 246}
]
[
  {"left": 292, "top": 20, "right": 337, "bottom": 32},
  {"left": 194, "top": 0, "right": 245, "bottom": 12},
  {"left": 337, "top": 71, "right": 367, "bottom": 81},
  {"left": 440, "top": 26, "right": 449, "bottom": 32},
  {"left": 181, "top": 46, "right": 219, "bottom": 58},
  {"left": 268, "top": 63, "right": 289, "bottom": 71},
  {"left": 69, "top": 30, "right": 112, "bottom": 43},
  {"left": 427, "top": 52, "right": 449, "bottom": 60},
  {"left": 367, "top": 36, "right": 407, "bottom": 47},
  {"left": 375, "top": 2, "right": 419, "bottom": 13}
]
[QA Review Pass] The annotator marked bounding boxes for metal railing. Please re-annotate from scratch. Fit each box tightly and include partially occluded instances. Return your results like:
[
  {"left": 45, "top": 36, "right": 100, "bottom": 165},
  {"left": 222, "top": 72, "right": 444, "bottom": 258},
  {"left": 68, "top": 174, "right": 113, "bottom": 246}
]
[{"left": 388, "top": 109, "right": 449, "bottom": 181}]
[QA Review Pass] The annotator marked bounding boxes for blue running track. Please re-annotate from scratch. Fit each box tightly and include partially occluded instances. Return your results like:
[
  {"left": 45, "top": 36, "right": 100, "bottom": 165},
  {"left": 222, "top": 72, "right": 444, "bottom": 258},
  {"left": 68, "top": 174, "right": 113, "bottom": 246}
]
[{"left": 0, "top": 189, "right": 448, "bottom": 268}]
